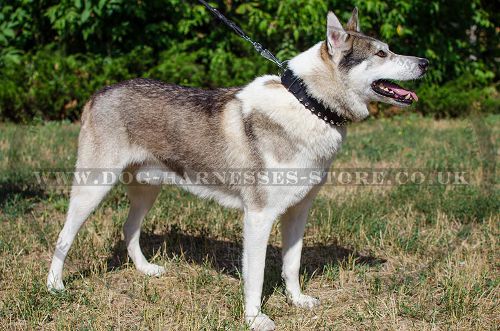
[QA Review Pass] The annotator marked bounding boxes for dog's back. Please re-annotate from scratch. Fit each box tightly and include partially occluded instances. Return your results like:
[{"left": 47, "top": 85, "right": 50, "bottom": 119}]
[{"left": 80, "top": 78, "right": 251, "bottom": 171}]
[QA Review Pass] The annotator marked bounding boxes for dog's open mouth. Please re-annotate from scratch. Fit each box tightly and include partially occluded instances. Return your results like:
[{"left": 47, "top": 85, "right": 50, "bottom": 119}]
[{"left": 371, "top": 79, "right": 418, "bottom": 104}]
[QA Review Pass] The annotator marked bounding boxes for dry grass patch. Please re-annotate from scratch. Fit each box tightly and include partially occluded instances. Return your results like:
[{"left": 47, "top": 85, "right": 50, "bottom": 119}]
[{"left": 0, "top": 115, "right": 498, "bottom": 330}]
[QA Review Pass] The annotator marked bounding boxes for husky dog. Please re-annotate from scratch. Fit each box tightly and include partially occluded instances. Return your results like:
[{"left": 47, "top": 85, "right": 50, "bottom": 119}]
[{"left": 47, "top": 8, "right": 428, "bottom": 330}]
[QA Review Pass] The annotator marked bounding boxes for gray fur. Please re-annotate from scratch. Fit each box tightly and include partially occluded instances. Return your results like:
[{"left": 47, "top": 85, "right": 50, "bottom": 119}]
[
  {"left": 246, "top": 112, "right": 299, "bottom": 163},
  {"left": 339, "top": 35, "right": 378, "bottom": 72},
  {"left": 48, "top": 9, "right": 429, "bottom": 330},
  {"left": 83, "top": 78, "right": 269, "bottom": 208}
]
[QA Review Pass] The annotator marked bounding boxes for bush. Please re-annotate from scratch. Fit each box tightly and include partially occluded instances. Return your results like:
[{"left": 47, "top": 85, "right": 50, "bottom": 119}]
[
  {"left": 0, "top": 46, "right": 148, "bottom": 121},
  {"left": 417, "top": 75, "right": 499, "bottom": 118},
  {"left": 0, "top": 0, "right": 498, "bottom": 121}
]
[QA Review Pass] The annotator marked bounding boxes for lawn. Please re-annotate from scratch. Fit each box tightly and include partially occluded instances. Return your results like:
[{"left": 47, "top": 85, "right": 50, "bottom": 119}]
[{"left": 0, "top": 114, "right": 498, "bottom": 330}]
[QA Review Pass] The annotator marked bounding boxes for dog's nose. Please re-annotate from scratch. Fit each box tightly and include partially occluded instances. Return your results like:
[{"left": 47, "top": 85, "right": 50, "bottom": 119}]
[{"left": 418, "top": 58, "right": 429, "bottom": 72}]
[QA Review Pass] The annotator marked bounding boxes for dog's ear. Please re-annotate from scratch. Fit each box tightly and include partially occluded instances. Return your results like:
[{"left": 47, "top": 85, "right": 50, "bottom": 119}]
[
  {"left": 326, "top": 11, "right": 350, "bottom": 55},
  {"left": 346, "top": 7, "right": 360, "bottom": 32}
]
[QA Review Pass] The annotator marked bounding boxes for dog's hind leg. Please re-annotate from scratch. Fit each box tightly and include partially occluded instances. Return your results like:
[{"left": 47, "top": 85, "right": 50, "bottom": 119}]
[
  {"left": 47, "top": 172, "right": 119, "bottom": 291},
  {"left": 123, "top": 181, "right": 164, "bottom": 276},
  {"left": 47, "top": 104, "right": 129, "bottom": 292}
]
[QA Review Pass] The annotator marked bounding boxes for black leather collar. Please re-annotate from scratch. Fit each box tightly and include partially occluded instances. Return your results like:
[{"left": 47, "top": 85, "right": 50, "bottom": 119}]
[{"left": 281, "top": 69, "right": 349, "bottom": 127}]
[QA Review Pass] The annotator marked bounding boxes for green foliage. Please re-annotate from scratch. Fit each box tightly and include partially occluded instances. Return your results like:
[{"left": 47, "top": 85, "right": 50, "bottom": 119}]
[
  {"left": 0, "top": 45, "right": 150, "bottom": 121},
  {"left": 418, "top": 76, "right": 499, "bottom": 118},
  {"left": 0, "top": 0, "right": 498, "bottom": 121}
]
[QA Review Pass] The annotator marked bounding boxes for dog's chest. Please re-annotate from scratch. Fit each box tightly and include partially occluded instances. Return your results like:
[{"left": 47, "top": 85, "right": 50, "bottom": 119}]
[{"left": 255, "top": 126, "right": 344, "bottom": 211}]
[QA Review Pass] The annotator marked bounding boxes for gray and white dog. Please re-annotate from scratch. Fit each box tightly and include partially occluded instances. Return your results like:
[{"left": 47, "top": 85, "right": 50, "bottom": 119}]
[{"left": 47, "top": 8, "right": 428, "bottom": 330}]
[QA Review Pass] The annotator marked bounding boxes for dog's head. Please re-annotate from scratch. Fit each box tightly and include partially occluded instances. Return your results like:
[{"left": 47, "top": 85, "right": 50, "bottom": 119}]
[{"left": 325, "top": 8, "right": 429, "bottom": 108}]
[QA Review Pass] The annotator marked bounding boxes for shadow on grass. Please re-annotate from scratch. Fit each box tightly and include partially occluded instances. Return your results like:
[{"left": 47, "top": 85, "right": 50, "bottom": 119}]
[
  {"left": 66, "top": 226, "right": 385, "bottom": 300},
  {"left": 0, "top": 179, "right": 47, "bottom": 213}
]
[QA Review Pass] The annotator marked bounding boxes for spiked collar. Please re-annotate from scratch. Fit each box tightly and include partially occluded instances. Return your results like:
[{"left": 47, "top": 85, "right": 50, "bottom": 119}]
[{"left": 281, "top": 69, "right": 349, "bottom": 127}]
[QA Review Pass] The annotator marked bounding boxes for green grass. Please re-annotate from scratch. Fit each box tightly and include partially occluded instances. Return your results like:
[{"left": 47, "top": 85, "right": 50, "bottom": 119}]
[{"left": 0, "top": 114, "right": 498, "bottom": 330}]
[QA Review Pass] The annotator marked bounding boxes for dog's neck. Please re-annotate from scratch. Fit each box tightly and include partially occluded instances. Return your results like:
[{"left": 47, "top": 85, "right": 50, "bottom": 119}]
[{"left": 286, "top": 42, "right": 369, "bottom": 122}]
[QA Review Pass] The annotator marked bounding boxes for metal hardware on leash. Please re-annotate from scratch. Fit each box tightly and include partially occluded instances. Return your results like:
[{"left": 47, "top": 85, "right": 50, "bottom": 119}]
[{"left": 197, "top": 0, "right": 285, "bottom": 69}]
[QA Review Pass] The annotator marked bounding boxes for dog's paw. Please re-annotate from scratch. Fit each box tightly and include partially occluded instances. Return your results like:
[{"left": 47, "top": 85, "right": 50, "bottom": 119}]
[
  {"left": 289, "top": 294, "right": 320, "bottom": 309},
  {"left": 246, "top": 313, "right": 276, "bottom": 331},
  {"left": 47, "top": 276, "right": 65, "bottom": 293},
  {"left": 137, "top": 263, "right": 166, "bottom": 277}
]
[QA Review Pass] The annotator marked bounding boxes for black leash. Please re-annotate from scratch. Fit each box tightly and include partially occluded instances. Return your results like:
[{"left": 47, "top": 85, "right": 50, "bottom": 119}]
[
  {"left": 197, "top": 0, "right": 349, "bottom": 127},
  {"left": 197, "top": 0, "right": 285, "bottom": 69}
]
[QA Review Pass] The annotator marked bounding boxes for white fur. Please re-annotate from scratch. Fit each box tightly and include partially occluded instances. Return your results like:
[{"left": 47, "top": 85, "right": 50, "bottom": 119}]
[
  {"left": 47, "top": 9, "right": 426, "bottom": 331},
  {"left": 348, "top": 51, "right": 424, "bottom": 108},
  {"left": 48, "top": 36, "right": 343, "bottom": 331},
  {"left": 47, "top": 70, "right": 341, "bottom": 330}
]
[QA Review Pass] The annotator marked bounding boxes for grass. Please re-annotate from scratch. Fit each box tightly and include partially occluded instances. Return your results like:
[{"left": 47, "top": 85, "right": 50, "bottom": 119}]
[{"left": 0, "top": 114, "right": 498, "bottom": 330}]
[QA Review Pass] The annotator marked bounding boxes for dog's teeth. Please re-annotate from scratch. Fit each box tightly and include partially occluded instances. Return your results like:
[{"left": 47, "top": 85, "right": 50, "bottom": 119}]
[
  {"left": 405, "top": 94, "right": 411, "bottom": 100},
  {"left": 389, "top": 90, "right": 394, "bottom": 94}
]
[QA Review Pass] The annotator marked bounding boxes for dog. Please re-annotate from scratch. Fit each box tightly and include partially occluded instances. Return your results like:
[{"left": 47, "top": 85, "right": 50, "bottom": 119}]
[{"left": 47, "top": 8, "right": 428, "bottom": 330}]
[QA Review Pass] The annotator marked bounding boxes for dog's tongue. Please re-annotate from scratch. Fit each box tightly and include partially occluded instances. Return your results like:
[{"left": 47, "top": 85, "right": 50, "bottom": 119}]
[{"left": 384, "top": 81, "right": 418, "bottom": 101}]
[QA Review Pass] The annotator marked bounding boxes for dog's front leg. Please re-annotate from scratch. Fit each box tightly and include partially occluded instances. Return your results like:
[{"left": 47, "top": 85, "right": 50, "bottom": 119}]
[
  {"left": 242, "top": 209, "right": 276, "bottom": 331},
  {"left": 281, "top": 191, "right": 320, "bottom": 309}
]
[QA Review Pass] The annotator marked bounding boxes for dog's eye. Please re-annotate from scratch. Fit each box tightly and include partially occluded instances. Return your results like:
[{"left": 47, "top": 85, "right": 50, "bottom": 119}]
[{"left": 376, "top": 50, "right": 387, "bottom": 58}]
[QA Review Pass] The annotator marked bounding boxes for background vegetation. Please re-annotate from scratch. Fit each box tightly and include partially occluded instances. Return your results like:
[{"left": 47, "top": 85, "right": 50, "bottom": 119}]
[
  {"left": 1, "top": 2, "right": 498, "bottom": 329},
  {"left": 0, "top": 0, "right": 498, "bottom": 122}
]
